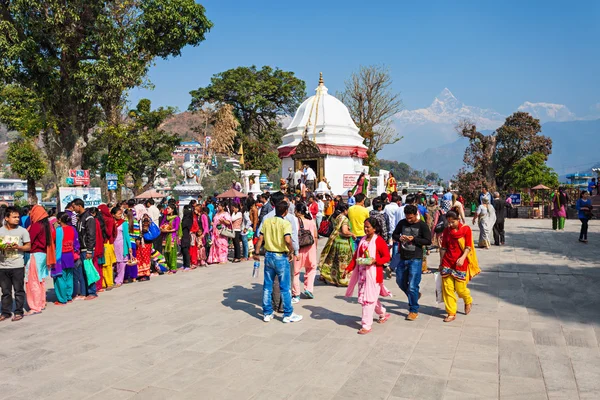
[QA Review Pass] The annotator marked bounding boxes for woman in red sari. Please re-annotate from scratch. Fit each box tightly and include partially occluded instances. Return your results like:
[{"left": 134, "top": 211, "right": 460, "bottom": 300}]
[{"left": 438, "top": 211, "right": 480, "bottom": 323}]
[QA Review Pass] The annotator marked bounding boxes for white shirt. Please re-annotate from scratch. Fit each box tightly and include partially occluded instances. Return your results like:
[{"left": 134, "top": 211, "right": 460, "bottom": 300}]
[
  {"left": 147, "top": 205, "right": 161, "bottom": 226},
  {"left": 395, "top": 205, "right": 406, "bottom": 224},
  {"left": 384, "top": 202, "right": 399, "bottom": 234},
  {"left": 317, "top": 200, "right": 324, "bottom": 217},
  {"left": 305, "top": 167, "right": 317, "bottom": 181}
]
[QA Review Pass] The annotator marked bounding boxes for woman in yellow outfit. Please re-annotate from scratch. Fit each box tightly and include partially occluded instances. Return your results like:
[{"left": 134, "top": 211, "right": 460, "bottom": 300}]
[{"left": 438, "top": 210, "right": 480, "bottom": 322}]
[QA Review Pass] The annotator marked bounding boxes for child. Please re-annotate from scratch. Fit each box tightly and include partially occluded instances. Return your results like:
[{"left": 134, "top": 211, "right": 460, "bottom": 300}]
[{"left": 344, "top": 217, "right": 392, "bottom": 335}]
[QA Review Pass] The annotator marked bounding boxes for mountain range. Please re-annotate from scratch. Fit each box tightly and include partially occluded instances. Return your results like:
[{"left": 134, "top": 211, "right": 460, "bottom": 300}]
[{"left": 380, "top": 89, "right": 600, "bottom": 180}]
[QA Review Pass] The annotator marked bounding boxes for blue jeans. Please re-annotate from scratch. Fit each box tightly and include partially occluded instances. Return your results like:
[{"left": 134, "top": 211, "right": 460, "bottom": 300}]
[
  {"left": 392, "top": 255, "right": 422, "bottom": 313},
  {"left": 262, "top": 252, "right": 293, "bottom": 317},
  {"left": 72, "top": 259, "right": 86, "bottom": 297},
  {"left": 241, "top": 233, "right": 249, "bottom": 259}
]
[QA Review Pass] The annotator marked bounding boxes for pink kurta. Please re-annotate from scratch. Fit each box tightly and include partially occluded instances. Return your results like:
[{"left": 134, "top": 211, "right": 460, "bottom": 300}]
[
  {"left": 208, "top": 211, "right": 231, "bottom": 264},
  {"left": 345, "top": 235, "right": 392, "bottom": 304},
  {"left": 293, "top": 217, "right": 318, "bottom": 296}
]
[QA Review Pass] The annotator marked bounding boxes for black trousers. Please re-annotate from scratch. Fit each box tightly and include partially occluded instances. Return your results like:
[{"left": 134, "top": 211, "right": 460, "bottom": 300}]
[
  {"left": 153, "top": 235, "right": 163, "bottom": 254},
  {"left": 0, "top": 267, "right": 25, "bottom": 317},
  {"left": 181, "top": 246, "right": 191, "bottom": 268},
  {"left": 493, "top": 220, "right": 505, "bottom": 245},
  {"left": 580, "top": 218, "right": 589, "bottom": 240},
  {"left": 233, "top": 231, "right": 242, "bottom": 260}
]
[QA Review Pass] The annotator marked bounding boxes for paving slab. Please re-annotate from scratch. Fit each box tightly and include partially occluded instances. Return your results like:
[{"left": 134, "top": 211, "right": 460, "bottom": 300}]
[{"left": 0, "top": 218, "right": 599, "bottom": 399}]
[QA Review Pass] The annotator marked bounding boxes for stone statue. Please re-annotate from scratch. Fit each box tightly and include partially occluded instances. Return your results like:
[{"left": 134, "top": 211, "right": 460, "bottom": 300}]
[{"left": 181, "top": 161, "right": 198, "bottom": 185}]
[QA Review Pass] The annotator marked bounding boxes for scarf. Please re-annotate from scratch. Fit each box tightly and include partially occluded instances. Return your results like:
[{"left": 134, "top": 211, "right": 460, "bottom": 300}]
[
  {"left": 99, "top": 204, "right": 116, "bottom": 242},
  {"left": 447, "top": 223, "right": 480, "bottom": 282},
  {"left": 29, "top": 205, "right": 57, "bottom": 266}
]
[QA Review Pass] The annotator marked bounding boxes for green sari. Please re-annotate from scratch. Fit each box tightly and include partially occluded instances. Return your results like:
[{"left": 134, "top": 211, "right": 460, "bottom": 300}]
[
  {"left": 319, "top": 214, "right": 353, "bottom": 286},
  {"left": 164, "top": 215, "right": 179, "bottom": 271}
]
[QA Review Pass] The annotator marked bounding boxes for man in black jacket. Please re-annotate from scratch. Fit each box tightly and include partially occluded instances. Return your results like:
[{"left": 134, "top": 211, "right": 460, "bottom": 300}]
[
  {"left": 493, "top": 192, "right": 506, "bottom": 245},
  {"left": 391, "top": 205, "right": 432, "bottom": 321},
  {"left": 72, "top": 198, "right": 98, "bottom": 300}
]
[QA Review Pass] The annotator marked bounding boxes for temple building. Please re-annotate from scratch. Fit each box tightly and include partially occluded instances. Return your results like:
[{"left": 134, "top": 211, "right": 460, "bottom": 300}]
[{"left": 278, "top": 73, "right": 368, "bottom": 195}]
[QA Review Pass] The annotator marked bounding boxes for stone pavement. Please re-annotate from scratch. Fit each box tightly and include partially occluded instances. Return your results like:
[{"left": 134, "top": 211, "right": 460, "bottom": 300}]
[{"left": 1, "top": 218, "right": 599, "bottom": 400}]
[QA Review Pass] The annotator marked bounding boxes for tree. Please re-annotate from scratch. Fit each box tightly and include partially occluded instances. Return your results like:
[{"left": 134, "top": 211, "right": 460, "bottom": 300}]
[
  {"left": 104, "top": 99, "right": 180, "bottom": 195},
  {"left": 494, "top": 112, "right": 552, "bottom": 189},
  {"left": 12, "top": 190, "right": 26, "bottom": 207},
  {"left": 189, "top": 65, "right": 306, "bottom": 171},
  {"left": 1, "top": 0, "right": 212, "bottom": 183},
  {"left": 7, "top": 139, "right": 47, "bottom": 205},
  {"left": 338, "top": 65, "right": 403, "bottom": 168},
  {"left": 505, "top": 152, "right": 559, "bottom": 190},
  {"left": 455, "top": 112, "right": 552, "bottom": 196}
]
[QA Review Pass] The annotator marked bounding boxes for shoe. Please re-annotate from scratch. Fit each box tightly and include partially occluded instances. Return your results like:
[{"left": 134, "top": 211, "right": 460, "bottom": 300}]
[
  {"left": 377, "top": 313, "right": 391, "bottom": 324},
  {"left": 303, "top": 290, "right": 314, "bottom": 299},
  {"left": 263, "top": 313, "right": 274, "bottom": 322},
  {"left": 291, "top": 296, "right": 300, "bottom": 304},
  {"left": 406, "top": 312, "right": 419, "bottom": 321},
  {"left": 282, "top": 314, "right": 303, "bottom": 323}
]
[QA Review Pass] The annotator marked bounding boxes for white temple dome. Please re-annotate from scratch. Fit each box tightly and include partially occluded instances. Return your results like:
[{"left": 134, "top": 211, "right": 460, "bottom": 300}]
[{"left": 279, "top": 73, "right": 366, "bottom": 150}]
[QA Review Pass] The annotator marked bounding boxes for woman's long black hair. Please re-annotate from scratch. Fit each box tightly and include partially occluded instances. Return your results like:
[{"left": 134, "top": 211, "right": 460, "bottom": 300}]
[
  {"left": 90, "top": 207, "right": 108, "bottom": 241},
  {"left": 294, "top": 202, "right": 312, "bottom": 220},
  {"left": 40, "top": 217, "right": 52, "bottom": 247}
]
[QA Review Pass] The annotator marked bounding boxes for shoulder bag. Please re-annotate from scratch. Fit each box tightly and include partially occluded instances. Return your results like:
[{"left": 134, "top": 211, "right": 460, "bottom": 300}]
[{"left": 298, "top": 218, "right": 315, "bottom": 248}]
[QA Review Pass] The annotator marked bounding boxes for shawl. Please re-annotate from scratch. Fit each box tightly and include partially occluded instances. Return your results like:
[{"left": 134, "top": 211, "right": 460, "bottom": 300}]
[
  {"left": 445, "top": 224, "right": 480, "bottom": 282},
  {"left": 99, "top": 204, "right": 116, "bottom": 243},
  {"left": 29, "top": 205, "right": 57, "bottom": 266}
]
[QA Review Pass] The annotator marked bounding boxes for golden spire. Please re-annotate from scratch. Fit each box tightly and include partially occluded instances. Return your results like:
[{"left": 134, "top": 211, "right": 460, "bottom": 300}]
[{"left": 319, "top": 72, "right": 324, "bottom": 85}]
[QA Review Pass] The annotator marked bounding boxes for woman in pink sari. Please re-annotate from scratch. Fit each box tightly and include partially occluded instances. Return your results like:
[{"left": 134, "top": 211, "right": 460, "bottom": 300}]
[
  {"left": 344, "top": 217, "right": 392, "bottom": 334},
  {"left": 207, "top": 201, "right": 232, "bottom": 264}
]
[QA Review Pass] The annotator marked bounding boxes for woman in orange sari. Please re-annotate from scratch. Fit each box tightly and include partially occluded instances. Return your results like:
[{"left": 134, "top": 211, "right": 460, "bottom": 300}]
[{"left": 438, "top": 210, "right": 480, "bottom": 323}]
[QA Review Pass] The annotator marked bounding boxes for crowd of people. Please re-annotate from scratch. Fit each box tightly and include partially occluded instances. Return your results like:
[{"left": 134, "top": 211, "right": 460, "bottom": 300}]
[{"left": 0, "top": 181, "right": 594, "bottom": 331}]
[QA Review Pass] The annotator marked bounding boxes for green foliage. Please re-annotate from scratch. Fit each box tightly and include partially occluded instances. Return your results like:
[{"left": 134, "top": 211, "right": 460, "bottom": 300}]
[
  {"left": 7, "top": 138, "right": 47, "bottom": 204},
  {"left": 505, "top": 152, "right": 559, "bottom": 190},
  {"left": 7, "top": 139, "right": 47, "bottom": 181},
  {"left": 1, "top": 0, "right": 212, "bottom": 175},
  {"left": 202, "top": 171, "right": 239, "bottom": 195},
  {"left": 12, "top": 191, "right": 27, "bottom": 207},
  {"left": 376, "top": 159, "right": 412, "bottom": 181},
  {"left": 0, "top": 85, "right": 48, "bottom": 138},
  {"left": 102, "top": 99, "right": 180, "bottom": 194},
  {"left": 189, "top": 65, "right": 305, "bottom": 171}
]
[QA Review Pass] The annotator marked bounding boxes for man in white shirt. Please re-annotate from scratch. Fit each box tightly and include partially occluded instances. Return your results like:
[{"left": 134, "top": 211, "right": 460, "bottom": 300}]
[
  {"left": 304, "top": 165, "right": 317, "bottom": 191},
  {"left": 145, "top": 199, "right": 161, "bottom": 227},
  {"left": 385, "top": 192, "right": 401, "bottom": 244}
]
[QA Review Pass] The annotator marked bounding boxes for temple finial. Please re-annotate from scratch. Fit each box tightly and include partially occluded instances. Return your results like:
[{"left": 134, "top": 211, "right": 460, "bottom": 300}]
[{"left": 319, "top": 72, "right": 324, "bottom": 85}]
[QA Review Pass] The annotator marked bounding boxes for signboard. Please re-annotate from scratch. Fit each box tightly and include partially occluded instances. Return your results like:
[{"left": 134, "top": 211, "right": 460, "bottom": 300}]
[
  {"left": 105, "top": 172, "right": 118, "bottom": 181},
  {"left": 68, "top": 169, "right": 90, "bottom": 186},
  {"left": 107, "top": 181, "right": 118, "bottom": 190},
  {"left": 509, "top": 193, "right": 521, "bottom": 205},
  {"left": 59, "top": 187, "right": 102, "bottom": 211},
  {"left": 343, "top": 174, "right": 360, "bottom": 189}
]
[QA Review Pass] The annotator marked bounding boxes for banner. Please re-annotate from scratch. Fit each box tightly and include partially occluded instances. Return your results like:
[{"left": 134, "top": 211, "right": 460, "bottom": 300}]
[
  {"left": 343, "top": 174, "right": 360, "bottom": 189},
  {"left": 107, "top": 181, "right": 118, "bottom": 191},
  {"left": 105, "top": 172, "right": 118, "bottom": 181},
  {"left": 509, "top": 193, "right": 521, "bottom": 205},
  {"left": 59, "top": 187, "right": 102, "bottom": 211},
  {"left": 68, "top": 169, "right": 90, "bottom": 186}
]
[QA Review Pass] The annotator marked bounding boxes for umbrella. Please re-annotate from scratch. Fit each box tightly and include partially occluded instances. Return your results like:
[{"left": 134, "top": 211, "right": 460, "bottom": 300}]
[
  {"left": 531, "top": 184, "right": 551, "bottom": 190},
  {"left": 216, "top": 188, "right": 247, "bottom": 199},
  {"left": 135, "top": 189, "right": 166, "bottom": 199}
]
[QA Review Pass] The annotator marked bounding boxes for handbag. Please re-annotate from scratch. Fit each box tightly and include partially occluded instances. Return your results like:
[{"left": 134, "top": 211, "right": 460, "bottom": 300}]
[
  {"left": 143, "top": 221, "right": 161, "bottom": 241},
  {"left": 434, "top": 212, "right": 447, "bottom": 234},
  {"left": 298, "top": 218, "right": 315, "bottom": 248},
  {"left": 218, "top": 225, "right": 235, "bottom": 239},
  {"left": 318, "top": 217, "right": 333, "bottom": 237},
  {"left": 83, "top": 258, "right": 100, "bottom": 285}
]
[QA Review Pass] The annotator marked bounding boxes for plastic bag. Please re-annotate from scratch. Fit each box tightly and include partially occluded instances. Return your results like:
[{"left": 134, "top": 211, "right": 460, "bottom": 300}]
[
  {"left": 434, "top": 272, "right": 444, "bottom": 304},
  {"left": 83, "top": 258, "right": 100, "bottom": 286},
  {"left": 143, "top": 221, "right": 161, "bottom": 241}
]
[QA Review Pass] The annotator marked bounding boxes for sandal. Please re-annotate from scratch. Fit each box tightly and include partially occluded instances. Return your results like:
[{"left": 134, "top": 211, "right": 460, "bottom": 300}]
[
  {"left": 11, "top": 314, "right": 23, "bottom": 322},
  {"left": 422, "top": 270, "right": 432, "bottom": 275},
  {"left": 377, "top": 313, "right": 391, "bottom": 324},
  {"left": 357, "top": 328, "right": 372, "bottom": 335},
  {"left": 0, "top": 315, "right": 9, "bottom": 322},
  {"left": 465, "top": 303, "right": 472, "bottom": 315},
  {"left": 443, "top": 315, "right": 456, "bottom": 323}
]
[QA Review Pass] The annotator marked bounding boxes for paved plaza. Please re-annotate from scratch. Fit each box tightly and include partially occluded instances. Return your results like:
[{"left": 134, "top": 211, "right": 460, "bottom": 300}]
[{"left": 1, "top": 218, "right": 599, "bottom": 400}]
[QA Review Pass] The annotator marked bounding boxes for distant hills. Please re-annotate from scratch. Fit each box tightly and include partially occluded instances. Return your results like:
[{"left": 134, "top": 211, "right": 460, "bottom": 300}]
[{"left": 379, "top": 89, "right": 600, "bottom": 180}]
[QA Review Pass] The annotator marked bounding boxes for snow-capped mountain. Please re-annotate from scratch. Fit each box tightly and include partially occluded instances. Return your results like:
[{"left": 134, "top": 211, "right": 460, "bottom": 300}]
[
  {"left": 394, "top": 88, "right": 506, "bottom": 130},
  {"left": 516, "top": 102, "right": 576, "bottom": 123}
]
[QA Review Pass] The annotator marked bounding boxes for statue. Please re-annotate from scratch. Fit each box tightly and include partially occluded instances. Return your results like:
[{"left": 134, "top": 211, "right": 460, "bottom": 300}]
[{"left": 181, "top": 161, "right": 198, "bottom": 185}]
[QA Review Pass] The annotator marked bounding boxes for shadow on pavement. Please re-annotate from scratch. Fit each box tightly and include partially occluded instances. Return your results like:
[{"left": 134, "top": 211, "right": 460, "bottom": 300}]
[
  {"left": 222, "top": 283, "right": 264, "bottom": 321},
  {"left": 303, "top": 305, "right": 359, "bottom": 329}
]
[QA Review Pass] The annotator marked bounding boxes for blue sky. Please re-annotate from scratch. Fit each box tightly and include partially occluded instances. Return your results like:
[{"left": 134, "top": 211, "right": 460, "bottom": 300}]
[{"left": 129, "top": 0, "right": 599, "bottom": 116}]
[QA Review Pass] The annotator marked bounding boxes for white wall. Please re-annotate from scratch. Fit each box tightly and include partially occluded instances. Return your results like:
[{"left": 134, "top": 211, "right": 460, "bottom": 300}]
[{"left": 325, "top": 156, "right": 364, "bottom": 195}]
